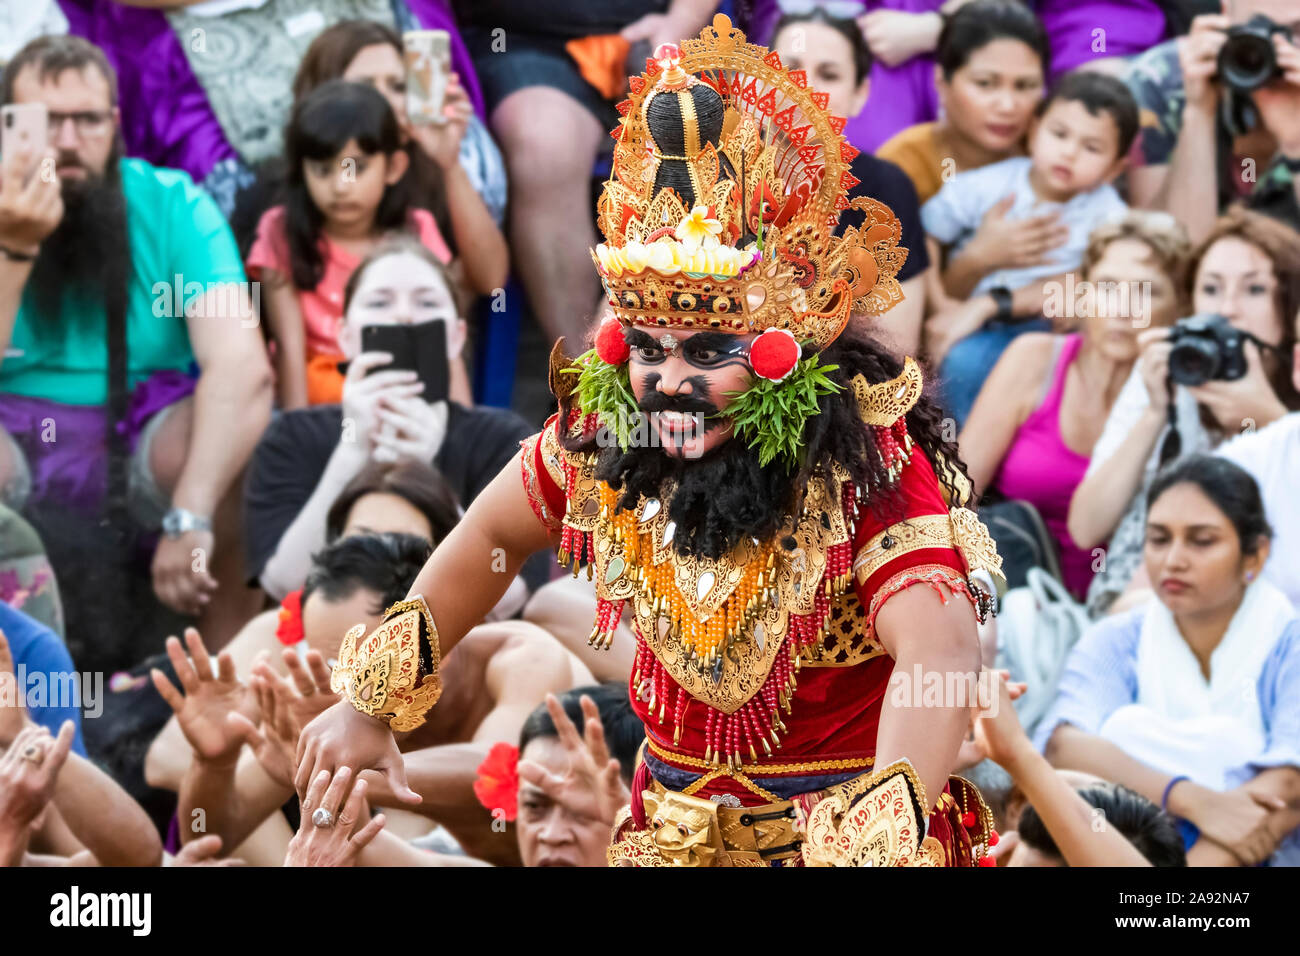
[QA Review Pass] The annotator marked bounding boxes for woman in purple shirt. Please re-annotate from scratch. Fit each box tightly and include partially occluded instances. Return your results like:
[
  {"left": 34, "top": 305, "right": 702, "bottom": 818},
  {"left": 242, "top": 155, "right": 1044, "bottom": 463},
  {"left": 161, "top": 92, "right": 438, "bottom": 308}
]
[{"left": 742, "top": 0, "right": 1166, "bottom": 154}]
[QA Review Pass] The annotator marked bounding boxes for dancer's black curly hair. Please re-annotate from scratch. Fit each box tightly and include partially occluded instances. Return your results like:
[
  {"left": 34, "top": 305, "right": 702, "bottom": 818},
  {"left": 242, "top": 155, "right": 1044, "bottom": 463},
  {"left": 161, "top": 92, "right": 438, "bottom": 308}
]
[{"left": 558, "top": 325, "right": 970, "bottom": 560}]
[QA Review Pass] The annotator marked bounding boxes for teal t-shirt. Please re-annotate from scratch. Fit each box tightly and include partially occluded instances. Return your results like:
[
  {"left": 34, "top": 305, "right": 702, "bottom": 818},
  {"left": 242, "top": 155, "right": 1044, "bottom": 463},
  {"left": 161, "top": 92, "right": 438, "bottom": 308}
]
[{"left": 0, "top": 158, "right": 247, "bottom": 406}]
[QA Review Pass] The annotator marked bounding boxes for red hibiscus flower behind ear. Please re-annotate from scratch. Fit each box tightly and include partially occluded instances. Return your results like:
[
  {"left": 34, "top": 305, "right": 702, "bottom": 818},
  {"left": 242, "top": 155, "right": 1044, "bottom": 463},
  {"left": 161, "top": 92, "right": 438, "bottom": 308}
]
[{"left": 473, "top": 742, "right": 520, "bottom": 821}]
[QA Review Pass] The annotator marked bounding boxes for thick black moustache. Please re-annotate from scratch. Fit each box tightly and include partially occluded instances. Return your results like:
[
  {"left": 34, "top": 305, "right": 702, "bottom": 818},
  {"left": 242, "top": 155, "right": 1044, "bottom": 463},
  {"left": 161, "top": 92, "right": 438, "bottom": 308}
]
[
  {"left": 636, "top": 392, "right": 719, "bottom": 416},
  {"left": 635, "top": 373, "right": 719, "bottom": 417}
]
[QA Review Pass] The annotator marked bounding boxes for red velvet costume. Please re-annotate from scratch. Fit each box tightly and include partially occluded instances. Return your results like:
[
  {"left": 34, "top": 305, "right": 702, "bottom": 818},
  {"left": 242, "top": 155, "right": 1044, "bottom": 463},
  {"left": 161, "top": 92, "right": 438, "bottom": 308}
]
[
  {"left": 498, "top": 14, "right": 1000, "bottom": 867},
  {"left": 520, "top": 375, "right": 1000, "bottom": 866}
]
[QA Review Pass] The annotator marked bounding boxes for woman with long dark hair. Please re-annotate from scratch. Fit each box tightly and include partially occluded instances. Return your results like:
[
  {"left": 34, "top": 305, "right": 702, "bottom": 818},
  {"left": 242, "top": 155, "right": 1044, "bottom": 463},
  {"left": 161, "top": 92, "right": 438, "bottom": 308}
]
[{"left": 1040, "top": 455, "right": 1300, "bottom": 866}]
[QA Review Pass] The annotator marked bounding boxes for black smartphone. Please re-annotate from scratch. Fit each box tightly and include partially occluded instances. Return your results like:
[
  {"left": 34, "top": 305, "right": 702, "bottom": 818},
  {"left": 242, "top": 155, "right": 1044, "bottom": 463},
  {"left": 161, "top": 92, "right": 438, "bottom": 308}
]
[{"left": 360, "top": 321, "right": 450, "bottom": 403}]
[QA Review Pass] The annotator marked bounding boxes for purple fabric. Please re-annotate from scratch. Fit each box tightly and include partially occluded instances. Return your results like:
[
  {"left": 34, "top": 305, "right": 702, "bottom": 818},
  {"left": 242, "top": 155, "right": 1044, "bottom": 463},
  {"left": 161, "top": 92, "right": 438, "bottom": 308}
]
[
  {"left": 57, "top": 0, "right": 237, "bottom": 184},
  {"left": 117, "top": 368, "right": 199, "bottom": 451},
  {"left": 1035, "top": 0, "right": 1166, "bottom": 82},
  {"left": 165, "top": 814, "right": 181, "bottom": 856},
  {"left": 0, "top": 370, "right": 196, "bottom": 517},
  {"left": 992, "top": 334, "right": 1095, "bottom": 600},
  {"left": 745, "top": 0, "right": 1167, "bottom": 155},
  {"left": 57, "top": 0, "right": 485, "bottom": 185}
]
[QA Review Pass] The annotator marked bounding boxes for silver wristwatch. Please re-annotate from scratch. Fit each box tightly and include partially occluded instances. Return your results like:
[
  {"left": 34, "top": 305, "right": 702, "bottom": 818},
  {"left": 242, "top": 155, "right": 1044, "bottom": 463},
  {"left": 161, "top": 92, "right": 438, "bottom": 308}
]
[{"left": 161, "top": 507, "right": 212, "bottom": 538}]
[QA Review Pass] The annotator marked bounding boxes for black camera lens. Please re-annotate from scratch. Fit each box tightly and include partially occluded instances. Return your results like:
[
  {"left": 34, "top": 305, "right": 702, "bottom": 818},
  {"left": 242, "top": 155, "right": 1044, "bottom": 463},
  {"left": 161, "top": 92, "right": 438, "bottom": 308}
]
[
  {"left": 1218, "top": 16, "right": 1286, "bottom": 92},
  {"left": 1168, "top": 337, "right": 1221, "bottom": 387}
]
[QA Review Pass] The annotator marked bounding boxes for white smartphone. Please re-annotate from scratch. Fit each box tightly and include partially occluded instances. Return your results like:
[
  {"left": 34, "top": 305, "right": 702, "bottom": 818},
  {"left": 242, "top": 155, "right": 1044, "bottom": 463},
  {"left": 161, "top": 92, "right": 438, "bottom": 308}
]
[
  {"left": 1, "top": 103, "right": 48, "bottom": 184},
  {"left": 403, "top": 29, "right": 451, "bottom": 126}
]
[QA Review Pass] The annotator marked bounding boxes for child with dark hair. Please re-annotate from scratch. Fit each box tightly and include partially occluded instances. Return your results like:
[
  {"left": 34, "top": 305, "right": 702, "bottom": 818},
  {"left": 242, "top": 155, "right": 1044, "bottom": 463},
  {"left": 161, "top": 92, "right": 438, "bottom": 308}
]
[
  {"left": 247, "top": 80, "right": 452, "bottom": 410},
  {"left": 1016, "top": 783, "right": 1187, "bottom": 866},
  {"left": 922, "top": 68, "right": 1138, "bottom": 424}
]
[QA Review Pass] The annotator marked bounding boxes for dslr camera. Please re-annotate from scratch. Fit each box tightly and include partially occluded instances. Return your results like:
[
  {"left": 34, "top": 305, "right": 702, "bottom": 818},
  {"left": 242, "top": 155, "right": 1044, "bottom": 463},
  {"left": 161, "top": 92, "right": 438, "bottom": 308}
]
[
  {"left": 1166, "top": 314, "right": 1251, "bottom": 386},
  {"left": 1218, "top": 14, "right": 1293, "bottom": 93}
]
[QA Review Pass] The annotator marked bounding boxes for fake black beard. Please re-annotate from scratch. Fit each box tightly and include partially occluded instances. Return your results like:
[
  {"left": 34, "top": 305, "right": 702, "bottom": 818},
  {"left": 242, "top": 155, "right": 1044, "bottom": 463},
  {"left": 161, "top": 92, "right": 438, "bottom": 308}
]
[
  {"left": 25, "top": 152, "right": 130, "bottom": 329},
  {"left": 594, "top": 435, "right": 797, "bottom": 561},
  {"left": 565, "top": 325, "right": 976, "bottom": 562}
]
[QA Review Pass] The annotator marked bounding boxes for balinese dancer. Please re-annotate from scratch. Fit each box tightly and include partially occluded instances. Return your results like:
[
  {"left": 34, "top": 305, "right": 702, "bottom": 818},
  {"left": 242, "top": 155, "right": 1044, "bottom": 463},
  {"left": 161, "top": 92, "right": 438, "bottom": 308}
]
[{"left": 296, "top": 14, "right": 1004, "bottom": 867}]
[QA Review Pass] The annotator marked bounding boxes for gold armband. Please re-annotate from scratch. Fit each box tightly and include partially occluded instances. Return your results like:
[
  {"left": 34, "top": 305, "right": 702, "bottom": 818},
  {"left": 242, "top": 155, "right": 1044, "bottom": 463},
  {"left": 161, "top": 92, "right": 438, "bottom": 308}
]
[{"left": 330, "top": 596, "right": 443, "bottom": 732}]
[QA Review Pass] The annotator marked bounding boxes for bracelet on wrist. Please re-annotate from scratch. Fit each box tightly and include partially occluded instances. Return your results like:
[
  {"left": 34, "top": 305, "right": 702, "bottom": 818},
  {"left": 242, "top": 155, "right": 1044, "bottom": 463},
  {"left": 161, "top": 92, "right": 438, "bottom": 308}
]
[
  {"left": 330, "top": 595, "right": 443, "bottom": 731},
  {"left": 1161, "top": 774, "right": 1190, "bottom": 813}
]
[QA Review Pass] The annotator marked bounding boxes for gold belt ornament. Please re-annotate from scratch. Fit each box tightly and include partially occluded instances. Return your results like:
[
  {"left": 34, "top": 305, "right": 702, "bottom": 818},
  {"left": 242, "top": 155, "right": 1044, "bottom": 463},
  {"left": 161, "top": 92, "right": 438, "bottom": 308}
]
[{"left": 607, "top": 782, "right": 801, "bottom": 867}]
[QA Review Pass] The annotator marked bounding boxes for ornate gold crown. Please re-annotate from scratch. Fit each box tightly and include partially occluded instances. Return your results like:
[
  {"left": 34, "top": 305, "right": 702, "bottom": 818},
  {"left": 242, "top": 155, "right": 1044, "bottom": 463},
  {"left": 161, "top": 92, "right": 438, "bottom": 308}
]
[{"left": 593, "top": 14, "right": 908, "bottom": 349}]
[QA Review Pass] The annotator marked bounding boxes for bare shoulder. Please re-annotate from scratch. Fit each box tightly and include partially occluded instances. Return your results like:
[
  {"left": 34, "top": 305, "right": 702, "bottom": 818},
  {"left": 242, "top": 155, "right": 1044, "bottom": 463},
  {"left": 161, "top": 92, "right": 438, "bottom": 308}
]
[
  {"left": 1001, "top": 331, "right": 1058, "bottom": 367},
  {"left": 477, "top": 620, "right": 588, "bottom": 693},
  {"left": 995, "top": 332, "right": 1060, "bottom": 392}
]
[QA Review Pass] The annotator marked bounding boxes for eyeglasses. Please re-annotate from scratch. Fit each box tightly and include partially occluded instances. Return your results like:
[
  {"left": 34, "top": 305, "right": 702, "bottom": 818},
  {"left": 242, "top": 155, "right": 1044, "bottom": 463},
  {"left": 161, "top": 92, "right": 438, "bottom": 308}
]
[
  {"left": 47, "top": 110, "right": 113, "bottom": 139},
  {"left": 775, "top": 0, "right": 867, "bottom": 18}
]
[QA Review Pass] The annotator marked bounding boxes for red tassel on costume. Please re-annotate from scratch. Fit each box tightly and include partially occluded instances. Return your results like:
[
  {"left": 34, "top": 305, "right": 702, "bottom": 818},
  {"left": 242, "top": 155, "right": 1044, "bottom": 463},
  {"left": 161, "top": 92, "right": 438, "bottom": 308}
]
[
  {"left": 630, "top": 759, "right": 652, "bottom": 829},
  {"left": 988, "top": 829, "right": 1000, "bottom": 847},
  {"left": 978, "top": 856, "right": 997, "bottom": 867},
  {"left": 962, "top": 811, "right": 977, "bottom": 828}
]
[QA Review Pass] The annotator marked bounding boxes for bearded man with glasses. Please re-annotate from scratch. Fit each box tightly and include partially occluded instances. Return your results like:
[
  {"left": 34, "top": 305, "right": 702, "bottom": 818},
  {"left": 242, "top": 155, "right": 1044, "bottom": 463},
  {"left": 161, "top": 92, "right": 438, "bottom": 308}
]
[{"left": 0, "top": 35, "right": 272, "bottom": 663}]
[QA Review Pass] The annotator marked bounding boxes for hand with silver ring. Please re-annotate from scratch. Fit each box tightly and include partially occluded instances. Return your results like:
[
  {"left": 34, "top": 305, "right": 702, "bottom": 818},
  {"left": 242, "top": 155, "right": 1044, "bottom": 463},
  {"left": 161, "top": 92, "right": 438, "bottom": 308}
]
[
  {"left": 285, "top": 766, "right": 385, "bottom": 866},
  {"left": 0, "top": 721, "right": 76, "bottom": 862}
]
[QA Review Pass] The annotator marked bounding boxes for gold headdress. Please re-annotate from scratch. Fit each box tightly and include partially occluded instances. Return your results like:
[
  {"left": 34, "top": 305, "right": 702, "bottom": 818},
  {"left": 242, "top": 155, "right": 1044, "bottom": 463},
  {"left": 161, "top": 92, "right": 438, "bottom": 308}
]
[{"left": 593, "top": 14, "right": 907, "bottom": 349}]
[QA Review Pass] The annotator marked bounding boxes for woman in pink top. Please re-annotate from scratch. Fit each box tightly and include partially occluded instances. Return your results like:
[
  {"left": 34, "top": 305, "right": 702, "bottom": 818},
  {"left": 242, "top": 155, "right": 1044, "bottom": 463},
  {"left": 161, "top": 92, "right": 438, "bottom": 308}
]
[
  {"left": 248, "top": 81, "right": 452, "bottom": 409},
  {"left": 959, "top": 213, "right": 1188, "bottom": 599}
]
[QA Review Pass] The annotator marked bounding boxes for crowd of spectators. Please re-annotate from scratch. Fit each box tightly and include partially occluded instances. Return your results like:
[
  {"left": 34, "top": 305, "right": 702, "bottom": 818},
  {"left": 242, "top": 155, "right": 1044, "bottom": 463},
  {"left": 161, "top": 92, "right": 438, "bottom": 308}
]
[{"left": 0, "top": 0, "right": 1298, "bottom": 868}]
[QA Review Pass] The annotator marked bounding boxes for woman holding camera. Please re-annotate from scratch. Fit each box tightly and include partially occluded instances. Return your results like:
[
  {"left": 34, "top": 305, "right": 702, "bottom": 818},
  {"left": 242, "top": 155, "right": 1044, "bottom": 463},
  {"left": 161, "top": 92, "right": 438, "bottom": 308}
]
[{"left": 1068, "top": 207, "right": 1300, "bottom": 615}]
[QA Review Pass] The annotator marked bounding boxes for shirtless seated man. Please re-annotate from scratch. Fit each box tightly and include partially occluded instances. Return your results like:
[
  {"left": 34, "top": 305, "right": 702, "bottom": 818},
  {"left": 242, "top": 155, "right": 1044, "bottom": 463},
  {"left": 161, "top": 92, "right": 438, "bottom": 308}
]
[{"left": 146, "top": 532, "right": 591, "bottom": 865}]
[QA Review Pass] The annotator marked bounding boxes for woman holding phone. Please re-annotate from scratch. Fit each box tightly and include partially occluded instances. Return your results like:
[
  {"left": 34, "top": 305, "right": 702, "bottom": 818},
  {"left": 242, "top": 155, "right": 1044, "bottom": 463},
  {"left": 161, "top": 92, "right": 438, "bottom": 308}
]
[{"left": 245, "top": 238, "right": 535, "bottom": 603}]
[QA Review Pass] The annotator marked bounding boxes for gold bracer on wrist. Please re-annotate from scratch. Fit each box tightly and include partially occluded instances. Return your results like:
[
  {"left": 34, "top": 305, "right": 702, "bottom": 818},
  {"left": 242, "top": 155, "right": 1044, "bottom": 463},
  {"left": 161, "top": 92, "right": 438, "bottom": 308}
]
[
  {"left": 801, "top": 758, "right": 934, "bottom": 867},
  {"left": 330, "top": 596, "right": 443, "bottom": 732}
]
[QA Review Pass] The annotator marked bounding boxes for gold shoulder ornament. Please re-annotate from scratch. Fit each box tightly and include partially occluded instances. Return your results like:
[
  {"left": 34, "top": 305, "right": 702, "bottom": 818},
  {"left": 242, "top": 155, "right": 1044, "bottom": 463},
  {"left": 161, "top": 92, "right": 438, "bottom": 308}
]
[
  {"left": 851, "top": 356, "right": 923, "bottom": 426},
  {"left": 330, "top": 596, "right": 443, "bottom": 732}
]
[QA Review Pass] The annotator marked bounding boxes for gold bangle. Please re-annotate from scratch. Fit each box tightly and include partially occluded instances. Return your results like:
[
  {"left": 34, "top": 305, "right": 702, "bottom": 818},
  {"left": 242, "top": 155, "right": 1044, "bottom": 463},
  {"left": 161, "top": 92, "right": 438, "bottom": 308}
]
[{"left": 330, "top": 595, "right": 443, "bottom": 731}]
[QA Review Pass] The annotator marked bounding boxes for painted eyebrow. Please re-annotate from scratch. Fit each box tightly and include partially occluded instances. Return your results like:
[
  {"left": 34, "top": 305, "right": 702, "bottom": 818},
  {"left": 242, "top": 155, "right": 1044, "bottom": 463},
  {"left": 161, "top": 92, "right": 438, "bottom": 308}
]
[
  {"left": 1146, "top": 523, "right": 1223, "bottom": 533},
  {"left": 625, "top": 329, "right": 658, "bottom": 348}
]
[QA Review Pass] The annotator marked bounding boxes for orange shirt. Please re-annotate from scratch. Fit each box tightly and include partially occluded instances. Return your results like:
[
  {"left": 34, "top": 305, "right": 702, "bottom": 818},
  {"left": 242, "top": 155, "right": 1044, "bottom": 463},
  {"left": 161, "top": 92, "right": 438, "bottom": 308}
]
[{"left": 876, "top": 122, "right": 946, "bottom": 205}]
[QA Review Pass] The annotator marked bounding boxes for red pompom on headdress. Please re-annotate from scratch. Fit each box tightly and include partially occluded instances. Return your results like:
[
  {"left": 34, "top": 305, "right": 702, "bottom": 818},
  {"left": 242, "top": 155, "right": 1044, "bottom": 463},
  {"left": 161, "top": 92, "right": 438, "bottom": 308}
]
[
  {"left": 473, "top": 742, "right": 519, "bottom": 821},
  {"left": 595, "top": 316, "right": 631, "bottom": 365},
  {"left": 749, "top": 328, "right": 800, "bottom": 382},
  {"left": 276, "top": 589, "right": 304, "bottom": 646}
]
